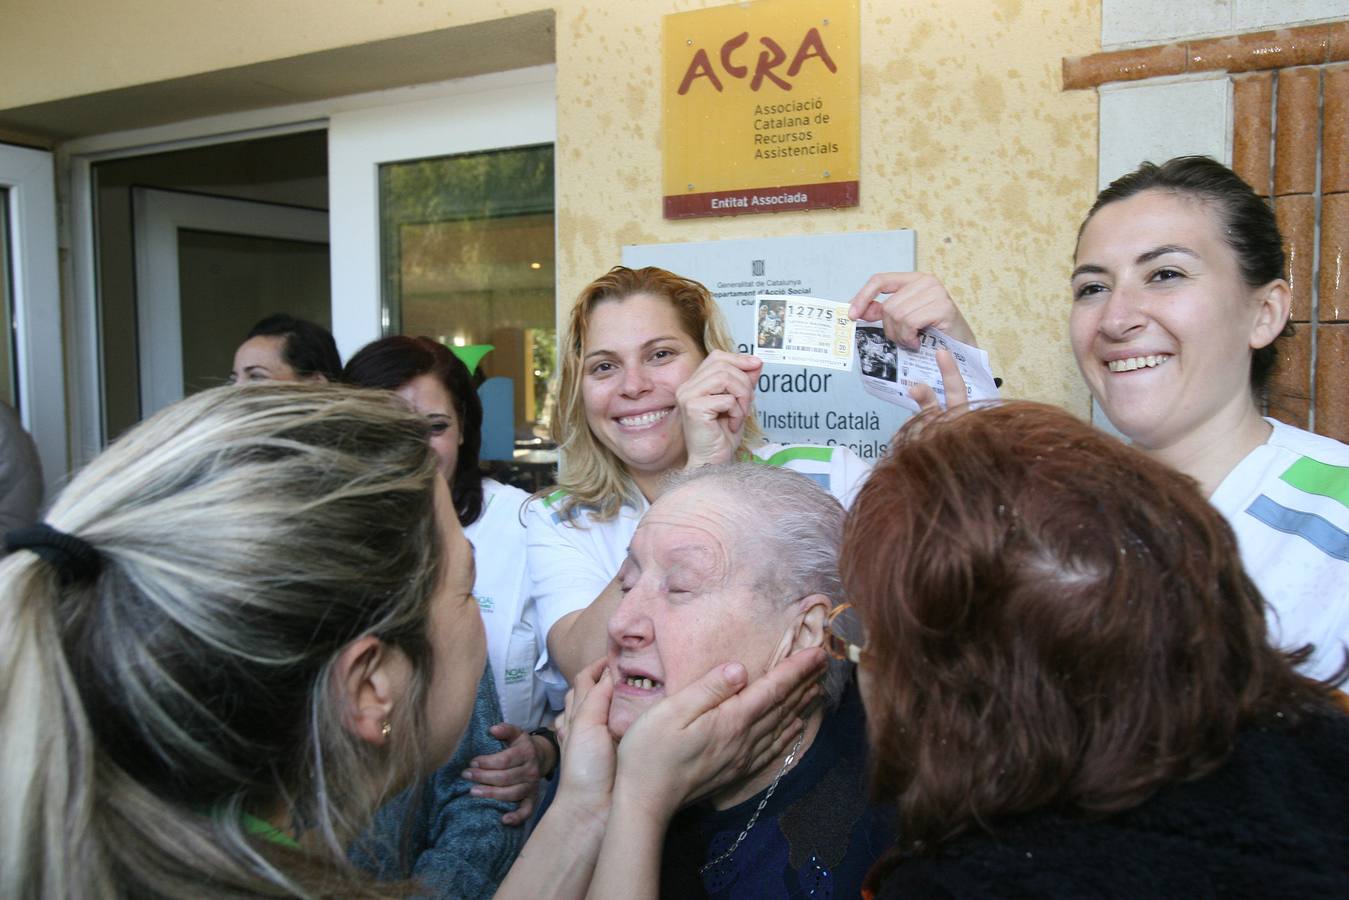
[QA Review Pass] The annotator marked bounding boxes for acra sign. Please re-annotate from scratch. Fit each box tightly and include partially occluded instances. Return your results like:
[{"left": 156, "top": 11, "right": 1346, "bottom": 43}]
[
  {"left": 662, "top": 0, "right": 859, "bottom": 220},
  {"left": 676, "top": 28, "right": 838, "bottom": 94}
]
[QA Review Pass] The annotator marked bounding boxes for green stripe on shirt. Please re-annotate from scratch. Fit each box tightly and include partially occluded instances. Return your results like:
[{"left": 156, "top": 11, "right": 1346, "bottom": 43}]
[
  {"left": 243, "top": 813, "right": 300, "bottom": 849},
  {"left": 755, "top": 446, "right": 835, "bottom": 467},
  {"left": 1281, "top": 457, "right": 1349, "bottom": 511}
]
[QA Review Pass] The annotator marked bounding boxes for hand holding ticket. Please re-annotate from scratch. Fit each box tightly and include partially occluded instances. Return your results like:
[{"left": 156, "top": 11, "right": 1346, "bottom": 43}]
[
  {"left": 752, "top": 295, "right": 857, "bottom": 372},
  {"left": 855, "top": 323, "right": 999, "bottom": 413},
  {"left": 750, "top": 294, "right": 999, "bottom": 414}
]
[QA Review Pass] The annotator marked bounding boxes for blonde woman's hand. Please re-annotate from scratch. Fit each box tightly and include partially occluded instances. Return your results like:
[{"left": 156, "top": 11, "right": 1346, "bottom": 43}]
[
  {"left": 677, "top": 350, "right": 763, "bottom": 469},
  {"left": 611, "top": 648, "right": 827, "bottom": 822},
  {"left": 848, "top": 272, "right": 977, "bottom": 349}
]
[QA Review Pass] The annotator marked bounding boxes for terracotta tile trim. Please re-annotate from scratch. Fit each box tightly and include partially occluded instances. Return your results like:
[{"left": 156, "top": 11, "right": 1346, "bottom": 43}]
[{"left": 1063, "top": 21, "right": 1348, "bottom": 90}]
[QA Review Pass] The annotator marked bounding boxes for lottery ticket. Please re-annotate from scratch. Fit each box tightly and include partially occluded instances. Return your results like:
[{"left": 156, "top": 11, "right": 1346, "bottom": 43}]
[
  {"left": 856, "top": 325, "right": 999, "bottom": 412},
  {"left": 752, "top": 295, "right": 856, "bottom": 372}
]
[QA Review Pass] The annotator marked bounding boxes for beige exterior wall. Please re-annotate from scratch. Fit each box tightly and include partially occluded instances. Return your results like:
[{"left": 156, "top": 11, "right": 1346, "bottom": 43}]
[{"left": 0, "top": 0, "right": 1100, "bottom": 416}]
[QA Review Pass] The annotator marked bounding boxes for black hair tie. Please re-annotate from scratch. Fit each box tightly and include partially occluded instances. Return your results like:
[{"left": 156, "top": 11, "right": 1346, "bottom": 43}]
[{"left": 5, "top": 524, "right": 103, "bottom": 585}]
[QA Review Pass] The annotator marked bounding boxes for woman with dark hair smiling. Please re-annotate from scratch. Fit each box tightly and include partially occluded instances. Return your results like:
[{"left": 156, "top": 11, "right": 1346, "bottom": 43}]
[
  {"left": 851, "top": 157, "right": 1349, "bottom": 680},
  {"left": 837, "top": 402, "right": 1349, "bottom": 898}
]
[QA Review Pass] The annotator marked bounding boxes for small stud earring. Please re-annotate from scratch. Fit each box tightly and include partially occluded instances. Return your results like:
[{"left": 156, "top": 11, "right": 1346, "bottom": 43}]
[{"left": 381, "top": 721, "right": 392, "bottom": 739}]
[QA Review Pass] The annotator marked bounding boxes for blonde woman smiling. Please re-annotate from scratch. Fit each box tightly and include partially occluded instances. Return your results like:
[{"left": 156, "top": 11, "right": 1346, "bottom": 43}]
[{"left": 525, "top": 266, "right": 873, "bottom": 691}]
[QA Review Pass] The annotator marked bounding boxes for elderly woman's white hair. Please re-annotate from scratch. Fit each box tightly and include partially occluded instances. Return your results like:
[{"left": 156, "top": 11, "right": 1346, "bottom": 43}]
[{"left": 662, "top": 461, "right": 850, "bottom": 704}]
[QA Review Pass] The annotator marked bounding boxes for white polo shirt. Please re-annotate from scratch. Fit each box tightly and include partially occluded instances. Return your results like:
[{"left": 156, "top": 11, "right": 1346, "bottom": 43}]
[
  {"left": 464, "top": 478, "right": 547, "bottom": 730},
  {"left": 1209, "top": 418, "right": 1349, "bottom": 682}
]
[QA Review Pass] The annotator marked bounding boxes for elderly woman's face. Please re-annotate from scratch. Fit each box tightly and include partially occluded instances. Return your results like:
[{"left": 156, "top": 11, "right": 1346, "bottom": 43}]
[{"left": 605, "top": 482, "right": 792, "bottom": 739}]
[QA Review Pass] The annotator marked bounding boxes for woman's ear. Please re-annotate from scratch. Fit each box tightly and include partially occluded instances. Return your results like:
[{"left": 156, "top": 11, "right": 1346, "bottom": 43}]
[
  {"left": 768, "top": 595, "right": 832, "bottom": 670},
  {"left": 333, "top": 636, "right": 411, "bottom": 746},
  {"left": 790, "top": 594, "right": 832, "bottom": 655},
  {"left": 1249, "top": 279, "right": 1292, "bottom": 350}
]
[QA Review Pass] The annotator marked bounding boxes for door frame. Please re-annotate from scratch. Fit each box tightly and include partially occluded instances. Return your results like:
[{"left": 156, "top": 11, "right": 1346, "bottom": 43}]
[
  {"left": 131, "top": 188, "right": 328, "bottom": 417},
  {"left": 0, "top": 142, "right": 65, "bottom": 498},
  {"left": 58, "top": 64, "right": 556, "bottom": 466}
]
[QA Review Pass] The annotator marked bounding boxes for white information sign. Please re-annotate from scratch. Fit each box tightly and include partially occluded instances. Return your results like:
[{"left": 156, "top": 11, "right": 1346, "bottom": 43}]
[{"left": 623, "top": 231, "right": 916, "bottom": 461}]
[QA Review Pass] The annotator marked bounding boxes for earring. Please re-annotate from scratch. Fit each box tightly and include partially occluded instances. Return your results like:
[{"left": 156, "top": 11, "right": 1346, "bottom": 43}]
[{"left": 381, "top": 721, "right": 392, "bottom": 739}]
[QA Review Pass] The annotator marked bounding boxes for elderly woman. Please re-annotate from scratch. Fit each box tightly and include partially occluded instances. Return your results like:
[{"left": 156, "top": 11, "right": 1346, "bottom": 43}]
[
  {"left": 0, "top": 384, "right": 820, "bottom": 899},
  {"left": 852, "top": 157, "right": 1349, "bottom": 679},
  {"left": 527, "top": 266, "right": 872, "bottom": 699},
  {"left": 568, "top": 462, "right": 894, "bottom": 899},
  {"left": 840, "top": 402, "right": 1349, "bottom": 897}
]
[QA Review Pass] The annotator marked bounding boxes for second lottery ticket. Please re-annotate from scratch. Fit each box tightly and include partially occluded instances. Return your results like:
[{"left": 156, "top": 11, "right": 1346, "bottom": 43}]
[
  {"left": 752, "top": 295, "right": 856, "bottom": 372},
  {"left": 855, "top": 325, "right": 999, "bottom": 412}
]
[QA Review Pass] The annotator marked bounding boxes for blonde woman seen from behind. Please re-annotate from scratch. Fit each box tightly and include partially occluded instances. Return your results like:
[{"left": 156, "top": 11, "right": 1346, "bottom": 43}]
[
  {"left": 0, "top": 384, "right": 483, "bottom": 898},
  {"left": 0, "top": 381, "right": 822, "bottom": 899}
]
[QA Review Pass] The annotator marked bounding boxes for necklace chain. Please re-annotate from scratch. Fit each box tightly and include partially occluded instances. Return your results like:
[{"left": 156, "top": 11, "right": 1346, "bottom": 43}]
[{"left": 699, "top": 733, "right": 806, "bottom": 875}]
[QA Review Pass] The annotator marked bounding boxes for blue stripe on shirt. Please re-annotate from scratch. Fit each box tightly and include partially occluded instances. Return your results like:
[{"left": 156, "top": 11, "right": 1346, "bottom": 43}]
[{"left": 1245, "top": 494, "right": 1349, "bottom": 562}]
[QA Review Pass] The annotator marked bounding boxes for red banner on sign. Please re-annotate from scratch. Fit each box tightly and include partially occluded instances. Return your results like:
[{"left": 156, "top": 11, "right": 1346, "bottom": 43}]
[{"left": 663, "top": 180, "right": 858, "bottom": 220}]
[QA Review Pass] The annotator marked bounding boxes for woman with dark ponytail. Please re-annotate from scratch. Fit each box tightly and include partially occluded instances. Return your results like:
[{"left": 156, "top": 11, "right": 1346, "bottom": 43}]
[{"left": 852, "top": 156, "right": 1349, "bottom": 680}]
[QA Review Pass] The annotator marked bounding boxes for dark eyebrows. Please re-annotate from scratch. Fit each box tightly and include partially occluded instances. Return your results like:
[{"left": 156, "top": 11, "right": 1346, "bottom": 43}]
[
  {"left": 583, "top": 335, "right": 685, "bottom": 363},
  {"left": 1135, "top": 244, "right": 1198, "bottom": 265},
  {"left": 1071, "top": 245, "right": 1200, "bottom": 281}
]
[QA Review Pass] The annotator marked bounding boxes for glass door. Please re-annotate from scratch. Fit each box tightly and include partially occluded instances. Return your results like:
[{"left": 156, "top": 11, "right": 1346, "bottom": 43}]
[
  {"left": 379, "top": 144, "right": 555, "bottom": 449},
  {"left": 329, "top": 68, "right": 557, "bottom": 485}
]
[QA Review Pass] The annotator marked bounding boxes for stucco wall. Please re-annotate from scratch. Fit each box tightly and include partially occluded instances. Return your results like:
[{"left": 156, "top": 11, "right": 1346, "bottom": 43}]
[{"left": 0, "top": 0, "right": 1100, "bottom": 416}]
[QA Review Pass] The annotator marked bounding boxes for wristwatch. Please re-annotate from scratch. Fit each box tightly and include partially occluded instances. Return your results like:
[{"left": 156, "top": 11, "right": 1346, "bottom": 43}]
[{"left": 529, "top": 726, "right": 561, "bottom": 776}]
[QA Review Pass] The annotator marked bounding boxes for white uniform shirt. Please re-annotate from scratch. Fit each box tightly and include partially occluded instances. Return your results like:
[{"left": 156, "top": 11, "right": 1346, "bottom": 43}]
[
  {"left": 523, "top": 443, "right": 871, "bottom": 705},
  {"left": 464, "top": 478, "right": 546, "bottom": 730},
  {"left": 1209, "top": 418, "right": 1349, "bottom": 681}
]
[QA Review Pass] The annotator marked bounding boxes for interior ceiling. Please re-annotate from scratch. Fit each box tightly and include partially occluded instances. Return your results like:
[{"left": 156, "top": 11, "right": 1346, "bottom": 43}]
[{"left": 0, "top": 10, "right": 555, "bottom": 142}]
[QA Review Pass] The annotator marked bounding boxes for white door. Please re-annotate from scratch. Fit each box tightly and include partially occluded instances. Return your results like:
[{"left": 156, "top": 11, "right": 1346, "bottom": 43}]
[
  {"left": 327, "top": 68, "right": 557, "bottom": 360},
  {"left": 0, "top": 143, "right": 65, "bottom": 499},
  {"left": 132, "top": 188, "right": 329, "bottom": 417}
]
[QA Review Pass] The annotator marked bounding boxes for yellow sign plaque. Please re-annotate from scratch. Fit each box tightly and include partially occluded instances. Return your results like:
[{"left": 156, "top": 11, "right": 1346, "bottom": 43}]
[{"left": 663, "top": 0, "right": 859, "bottom": 219}]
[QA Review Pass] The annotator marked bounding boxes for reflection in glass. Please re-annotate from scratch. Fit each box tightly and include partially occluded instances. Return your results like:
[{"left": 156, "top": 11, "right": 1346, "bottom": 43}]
[
  {"left": 379, "top": 145, "right": 555, "bottom": 450},
  {"left": 0, "top": 189, "right": 15, "bottom": 408}
]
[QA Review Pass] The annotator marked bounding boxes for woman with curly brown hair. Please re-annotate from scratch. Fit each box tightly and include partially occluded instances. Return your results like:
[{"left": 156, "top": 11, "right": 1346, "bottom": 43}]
[{"left": 838, "top": 401, "right": 1349, "bottom": 898}]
